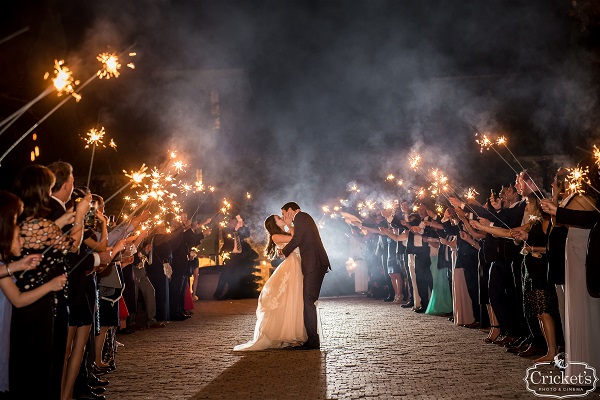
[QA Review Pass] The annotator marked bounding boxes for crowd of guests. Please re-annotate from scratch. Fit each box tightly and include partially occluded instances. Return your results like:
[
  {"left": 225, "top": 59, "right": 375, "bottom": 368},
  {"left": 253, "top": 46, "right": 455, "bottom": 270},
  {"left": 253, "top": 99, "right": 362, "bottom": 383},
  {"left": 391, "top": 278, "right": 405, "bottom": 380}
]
[
  {"left": 349, "top": 157, "right": 600, "bottom": 376},
  {"left": 0, "top": 161, "right": 212, "bottom": 400}
]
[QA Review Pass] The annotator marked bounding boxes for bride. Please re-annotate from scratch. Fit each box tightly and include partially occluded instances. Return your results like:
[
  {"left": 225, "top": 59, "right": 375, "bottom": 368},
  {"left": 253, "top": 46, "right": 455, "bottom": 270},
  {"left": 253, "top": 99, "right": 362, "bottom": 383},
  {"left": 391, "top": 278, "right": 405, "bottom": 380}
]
[{"left": 233, "top": 214, "right": 307, "bottom": 351}]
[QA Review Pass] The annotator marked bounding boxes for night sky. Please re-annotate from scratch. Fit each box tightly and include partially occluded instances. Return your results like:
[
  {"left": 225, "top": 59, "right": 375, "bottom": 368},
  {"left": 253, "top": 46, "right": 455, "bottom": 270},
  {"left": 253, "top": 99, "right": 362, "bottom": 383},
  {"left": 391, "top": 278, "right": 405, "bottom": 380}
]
[{"left": 1, "top": 1, "right": 600, "bottom": 249}]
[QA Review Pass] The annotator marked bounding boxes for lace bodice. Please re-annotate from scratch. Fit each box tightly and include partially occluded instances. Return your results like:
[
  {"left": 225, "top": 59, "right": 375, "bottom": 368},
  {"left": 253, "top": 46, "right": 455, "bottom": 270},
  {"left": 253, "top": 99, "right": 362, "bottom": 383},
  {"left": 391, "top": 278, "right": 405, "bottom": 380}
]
[
  {"left": 17, "top": 218, "right": 72, "bottom": 298},
  {"left": 20, "top": 217, "right": 74, "bottom": 252}
]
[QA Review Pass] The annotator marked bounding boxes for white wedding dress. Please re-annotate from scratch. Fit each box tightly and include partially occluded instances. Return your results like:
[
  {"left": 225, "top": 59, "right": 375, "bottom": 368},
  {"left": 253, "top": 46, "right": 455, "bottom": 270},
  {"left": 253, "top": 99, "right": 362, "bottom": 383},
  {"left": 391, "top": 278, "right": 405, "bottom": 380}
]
[{"left": 234, "top": 248, "right": 307, "bottom": 351}]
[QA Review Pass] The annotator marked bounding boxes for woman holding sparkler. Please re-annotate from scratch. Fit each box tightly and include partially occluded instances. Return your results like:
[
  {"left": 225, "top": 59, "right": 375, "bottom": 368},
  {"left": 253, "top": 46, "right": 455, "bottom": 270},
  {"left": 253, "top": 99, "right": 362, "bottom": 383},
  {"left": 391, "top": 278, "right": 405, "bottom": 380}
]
[
  {"left": 234, "top": 214, "right": 307, "bottom": 351},
  {"left": 10, "top": 165, "right": 91, "bottom": 400},
  {"left": 540, "top": 158, "right": 600, "bottom": 375},
  {"left": 471, "top": 193, "right": 563, "bottom": 364},
  {"left": 0, "top": 191, "right": 66, "bottom": 397}
]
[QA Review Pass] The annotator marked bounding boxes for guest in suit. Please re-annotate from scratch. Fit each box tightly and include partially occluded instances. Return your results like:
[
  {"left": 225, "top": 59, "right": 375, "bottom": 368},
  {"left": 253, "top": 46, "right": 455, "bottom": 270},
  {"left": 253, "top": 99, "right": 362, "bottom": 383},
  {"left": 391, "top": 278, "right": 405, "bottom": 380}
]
[
  {"left": 214, "top": 215, "right": 258, "bottom": 300},
  {"left": 169, "top": 213, "right": 207, "bottom": 320}
]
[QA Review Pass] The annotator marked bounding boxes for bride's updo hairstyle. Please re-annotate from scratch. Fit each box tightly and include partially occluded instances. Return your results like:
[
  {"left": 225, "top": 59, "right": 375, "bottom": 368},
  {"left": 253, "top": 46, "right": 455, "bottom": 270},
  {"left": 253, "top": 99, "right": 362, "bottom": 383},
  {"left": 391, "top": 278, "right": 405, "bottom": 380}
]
[{"left": 264, "top": 214, "right": 290, "bottom": 260}]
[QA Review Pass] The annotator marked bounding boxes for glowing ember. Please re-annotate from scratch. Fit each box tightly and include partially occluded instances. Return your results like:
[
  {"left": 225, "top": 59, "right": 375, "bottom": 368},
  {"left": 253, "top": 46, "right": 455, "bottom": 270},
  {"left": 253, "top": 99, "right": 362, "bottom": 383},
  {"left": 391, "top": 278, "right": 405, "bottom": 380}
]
[
  {"left": 246, "top": 192, "right": 252, "bottom": 199},
  {"left": 97, "top": 52, "right": 121, "bottom": 79},
  {"left": 386, "top": 174, "right": 395, "bottom": 181},
  {"left": 109, "top": 138, "right": 117, "bottom": 150},
  {"left": 593, "top": 145, "right": 600, "bottom": 168},
  {"left": 397, "top": 179, "right": 404, "bottom": 186}
]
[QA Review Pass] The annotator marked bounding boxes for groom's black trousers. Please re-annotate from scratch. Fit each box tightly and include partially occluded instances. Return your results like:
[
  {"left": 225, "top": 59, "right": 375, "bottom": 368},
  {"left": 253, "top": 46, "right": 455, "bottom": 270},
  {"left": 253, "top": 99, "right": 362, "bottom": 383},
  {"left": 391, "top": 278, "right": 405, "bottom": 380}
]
[{"left": 304, "top": 268, "right": 327, "bottom": 346}]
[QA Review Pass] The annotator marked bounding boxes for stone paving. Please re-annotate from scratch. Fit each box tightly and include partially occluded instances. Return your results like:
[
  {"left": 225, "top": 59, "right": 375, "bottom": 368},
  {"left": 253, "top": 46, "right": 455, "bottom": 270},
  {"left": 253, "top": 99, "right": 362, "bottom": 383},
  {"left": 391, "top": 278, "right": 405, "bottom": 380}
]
[{"left": 107, "top": 296, "right": 545, "bottom": 400}]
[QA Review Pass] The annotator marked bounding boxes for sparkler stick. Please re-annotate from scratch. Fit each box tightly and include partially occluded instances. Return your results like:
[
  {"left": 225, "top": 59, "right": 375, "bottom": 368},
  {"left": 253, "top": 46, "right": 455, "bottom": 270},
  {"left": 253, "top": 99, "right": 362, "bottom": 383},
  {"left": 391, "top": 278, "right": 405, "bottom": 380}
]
[
  {"left": 105, "top": 164, "right": 148, "bottom": 204},
  {"left": 0, "top": 74, "right": 95, "bottom": 165},
  {"left": 496, "top": 137, "right": 544, "bottom": 195},
  {"left": 0, "top": 86, "right": 54, "bottom": 131},
  {"left": 469, "top": 124, "right": 544, "bottom": 201},
  {"left": 0, "top": 26, "right": 29, "bottom": 46},
  {"left": 87, "top": 144, "right": 96, "bottom": 187}
]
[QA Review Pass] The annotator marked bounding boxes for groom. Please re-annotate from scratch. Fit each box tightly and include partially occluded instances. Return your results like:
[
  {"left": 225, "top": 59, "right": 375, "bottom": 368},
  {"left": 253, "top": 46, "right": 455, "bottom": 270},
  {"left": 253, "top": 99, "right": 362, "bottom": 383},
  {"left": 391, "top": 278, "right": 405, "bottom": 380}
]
[{"left": 281, "top": 202, "right": 330, "bottom": 350}]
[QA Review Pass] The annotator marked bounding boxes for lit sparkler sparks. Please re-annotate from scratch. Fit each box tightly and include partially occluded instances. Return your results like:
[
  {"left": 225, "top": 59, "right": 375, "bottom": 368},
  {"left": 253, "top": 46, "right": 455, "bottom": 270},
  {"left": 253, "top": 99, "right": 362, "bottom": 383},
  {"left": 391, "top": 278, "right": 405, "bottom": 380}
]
[
  {"left": 567, "top": 166, "right": 589, "bottom": 194},
  {"left": 124, "top": 164, "right": 149, "bottom": 187},
  {"left": 246, "top": 192, "right": 252, "bottom": 199},
  {"left": 475, "top": 134, "right": 493, "bottom": 152},
  {"left": 45, "top": 60, "right": 81, "bottom": 101},
  {"left": 409, "top": 154, "right": 421, "bottom": 170},
  {"left": 593, "top": 145, "right": 600, "bottom": 167},
  {"left": 173, "top": 160, "right": 186, "bottom": 173},
  {"left": 97, "top": 52, "right": 121, "bottom": 79},
  {"left": 496, "top": 136, "right": 507, "bottom": 146},
  {"left": 109, "top": 138, "right": 117, "bottom": 150},
  {"left": 84, "top": 127, "right": 106, "bottom": 148},
  {"left": 386, "top": 174, "right": 395, "bottom": 181},
  {"left": 464, "top": 187, "right": 480, "bottom": 200}
]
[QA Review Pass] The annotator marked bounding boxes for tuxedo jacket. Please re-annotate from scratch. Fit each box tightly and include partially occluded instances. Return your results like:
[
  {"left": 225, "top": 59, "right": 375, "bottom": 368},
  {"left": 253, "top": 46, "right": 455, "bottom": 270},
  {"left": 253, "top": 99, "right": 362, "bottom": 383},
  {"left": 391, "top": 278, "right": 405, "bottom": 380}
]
[
  {"left": 172, "top": 228, "right": 204, "bottom": 274},
  {"left": 282, "top": 211, "right": 330, "bottom": 274},
  {"left": 556, "top": 207, "right": 600, "bottom": 298}
]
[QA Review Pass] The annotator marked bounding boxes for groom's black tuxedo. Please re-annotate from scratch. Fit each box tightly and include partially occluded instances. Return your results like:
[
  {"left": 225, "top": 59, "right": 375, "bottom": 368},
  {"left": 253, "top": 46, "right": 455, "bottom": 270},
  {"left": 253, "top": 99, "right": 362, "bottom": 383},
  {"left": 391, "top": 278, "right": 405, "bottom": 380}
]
[
  {"left": 282, "top": 212, "right": 330, "bottom": 274},
  {"left": 282, "top": 211, "right": 330, "bottom": 348}
]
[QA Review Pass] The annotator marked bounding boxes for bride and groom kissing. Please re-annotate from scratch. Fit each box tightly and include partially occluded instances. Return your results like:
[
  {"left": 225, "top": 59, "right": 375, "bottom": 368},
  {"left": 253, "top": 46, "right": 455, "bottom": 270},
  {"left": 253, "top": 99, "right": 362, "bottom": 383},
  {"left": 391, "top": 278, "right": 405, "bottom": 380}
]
[{"left": 234, "top": 202, "right": 330, "bottom": 351}]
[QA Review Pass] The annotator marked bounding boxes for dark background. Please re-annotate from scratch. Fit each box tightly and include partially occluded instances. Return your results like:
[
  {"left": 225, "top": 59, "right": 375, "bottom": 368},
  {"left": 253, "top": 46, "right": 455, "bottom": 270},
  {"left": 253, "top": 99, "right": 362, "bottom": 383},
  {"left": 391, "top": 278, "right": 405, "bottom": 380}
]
[{"left": 1, "top": 1, "right": 600, "bottom": 281}]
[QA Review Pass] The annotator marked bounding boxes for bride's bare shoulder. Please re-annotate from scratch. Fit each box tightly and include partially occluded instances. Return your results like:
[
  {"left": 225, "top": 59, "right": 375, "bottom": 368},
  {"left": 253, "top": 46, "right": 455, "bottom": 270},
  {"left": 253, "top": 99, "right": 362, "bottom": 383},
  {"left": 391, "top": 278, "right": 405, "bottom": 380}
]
[{"left": 272, "top": 233, "right": 291, "bottom": 246}]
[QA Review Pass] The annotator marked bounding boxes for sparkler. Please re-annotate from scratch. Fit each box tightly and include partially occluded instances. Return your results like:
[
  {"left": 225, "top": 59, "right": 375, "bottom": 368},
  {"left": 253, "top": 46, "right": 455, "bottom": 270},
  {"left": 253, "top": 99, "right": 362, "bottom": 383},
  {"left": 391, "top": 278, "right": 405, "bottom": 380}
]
[
  {"left": 105, "top": 164, "right": 148, "bottom": 204},
  {"left": 0, "top": 59, "right": 80, "bottom": 135},
  {"left": 464, "top": 187, "right": 479, "bottom": 201},
  {"left": 409, "top": 154, "right": 421, "bottom": 171},
  {"left": 470, "top": 125, "right": 543, "bottom": 200},
  {"left": 0, "top": 46, "right": 136, "bottom": 165},
  {"left": 45, "top": 60, "right": 81, "bottom": 101},
  {"left": 566, "top": 166, "right": 589, "bottom": 194},
  {"left": 594, "top": 145, "right": 600, "bottom": 167},
  {"left": 97, "top": 52, "right": 121, "bottom": 79},
  {"left": 173, "top": 160, "right": 186, "bottom": 174},
  {"left": 566, "top": 166, "right": 600, "bottom": 213},
  {"left": 83, "top": 127, "right": 116, "bottom": 187}
]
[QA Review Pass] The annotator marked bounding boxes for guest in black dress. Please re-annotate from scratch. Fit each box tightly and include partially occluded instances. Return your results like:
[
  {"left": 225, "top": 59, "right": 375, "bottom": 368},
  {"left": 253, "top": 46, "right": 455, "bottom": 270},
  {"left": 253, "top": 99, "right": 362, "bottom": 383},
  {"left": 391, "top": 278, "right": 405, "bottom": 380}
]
[{"left": 10, "top": 165, "right": 90, "bottom": 400}]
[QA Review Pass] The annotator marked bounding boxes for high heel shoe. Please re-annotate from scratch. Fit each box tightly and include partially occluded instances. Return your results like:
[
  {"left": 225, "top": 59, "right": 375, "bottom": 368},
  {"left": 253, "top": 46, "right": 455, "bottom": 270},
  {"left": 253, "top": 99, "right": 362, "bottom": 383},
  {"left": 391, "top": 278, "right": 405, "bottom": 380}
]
[
  {"left": 483, "top": 326, "right": 501, "bottom": 343},
  {"left": 92, "top": 362, "right": 112, "bottom": 375}
]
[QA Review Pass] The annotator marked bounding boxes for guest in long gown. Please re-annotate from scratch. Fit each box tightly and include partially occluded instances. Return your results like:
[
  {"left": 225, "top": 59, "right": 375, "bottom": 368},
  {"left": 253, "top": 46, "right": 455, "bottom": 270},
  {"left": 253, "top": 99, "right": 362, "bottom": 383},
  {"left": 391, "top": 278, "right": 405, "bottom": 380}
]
[
  {"left": 540, "top": 160, "right": 600, "bottom": 375},
  {"left": 10, "top": 165, "right": 90, "bottom": 400},
  {"left": 0, "top": 191, "right": 66, "bottom": 398}
]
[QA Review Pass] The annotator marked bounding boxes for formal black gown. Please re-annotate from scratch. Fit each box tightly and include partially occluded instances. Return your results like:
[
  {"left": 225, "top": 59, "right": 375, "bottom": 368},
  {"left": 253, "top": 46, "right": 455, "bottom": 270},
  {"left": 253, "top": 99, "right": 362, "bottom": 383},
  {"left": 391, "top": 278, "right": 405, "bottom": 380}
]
[{"left": 10, "top": 218, "right": 73, "bottom": 400}]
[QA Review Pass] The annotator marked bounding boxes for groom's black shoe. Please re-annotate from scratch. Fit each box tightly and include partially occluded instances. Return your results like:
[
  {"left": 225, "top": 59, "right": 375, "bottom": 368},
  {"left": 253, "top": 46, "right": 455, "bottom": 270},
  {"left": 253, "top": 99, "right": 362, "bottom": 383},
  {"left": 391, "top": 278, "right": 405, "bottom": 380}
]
[
  {"left": 400, "top": 302, "right": 414, "bottom": 308},
  {"left": 294, "top": 343, "right": 320, "bottom": 351}
]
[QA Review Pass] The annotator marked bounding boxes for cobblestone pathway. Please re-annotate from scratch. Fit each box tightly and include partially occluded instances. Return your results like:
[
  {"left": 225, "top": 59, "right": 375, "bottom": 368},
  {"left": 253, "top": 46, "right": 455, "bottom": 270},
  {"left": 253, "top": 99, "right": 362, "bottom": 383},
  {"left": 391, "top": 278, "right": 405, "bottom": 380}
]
[{"left": 107, "top": 296, "right": 544, "bottom": 400}]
